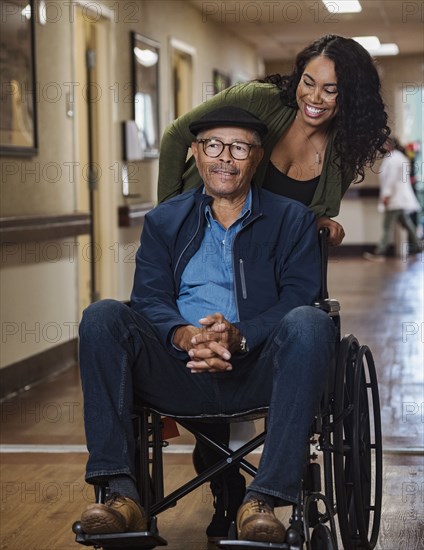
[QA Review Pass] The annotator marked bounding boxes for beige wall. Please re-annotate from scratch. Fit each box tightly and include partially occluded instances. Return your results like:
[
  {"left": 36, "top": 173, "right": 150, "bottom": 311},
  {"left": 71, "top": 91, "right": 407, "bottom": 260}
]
[
  {"left": 1, "top": 2, "right": 78, "bottom": 368},
  {"left": 1, "top": 243, "right": 79, "bottom": 366},
  {"left": 0, "top": 0, "right": 261, "bottom": 370}
]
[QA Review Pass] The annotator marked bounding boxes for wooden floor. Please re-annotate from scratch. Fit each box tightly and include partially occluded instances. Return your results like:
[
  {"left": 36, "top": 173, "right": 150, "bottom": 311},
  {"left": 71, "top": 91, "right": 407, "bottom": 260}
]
[{"left": 1, "top": 256, "right": 423, "bottom": 550}]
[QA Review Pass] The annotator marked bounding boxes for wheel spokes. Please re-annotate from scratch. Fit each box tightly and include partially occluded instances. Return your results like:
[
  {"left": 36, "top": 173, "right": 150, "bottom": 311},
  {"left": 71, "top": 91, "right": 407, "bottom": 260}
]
[{"left": 333, "top": 337, "right": 383, "bottom": 550}]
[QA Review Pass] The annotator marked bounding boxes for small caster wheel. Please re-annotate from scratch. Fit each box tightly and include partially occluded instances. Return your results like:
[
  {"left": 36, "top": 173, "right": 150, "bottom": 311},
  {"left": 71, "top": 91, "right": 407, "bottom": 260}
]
[
  {"left": 72, "top": 521, "right": 84, "bottom": 534},
  {"left": 286, "top": 527, "right": 302, "bottom": 545},
  {"left": 311, "top": 524, "right": 336, "bottom": 550}
]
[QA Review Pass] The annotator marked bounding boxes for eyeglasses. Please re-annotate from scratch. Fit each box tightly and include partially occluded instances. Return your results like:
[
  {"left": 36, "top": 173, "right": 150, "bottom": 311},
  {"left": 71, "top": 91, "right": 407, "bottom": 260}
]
[{"left": 196, "top": 138, "right": 256, "bottom": 160}]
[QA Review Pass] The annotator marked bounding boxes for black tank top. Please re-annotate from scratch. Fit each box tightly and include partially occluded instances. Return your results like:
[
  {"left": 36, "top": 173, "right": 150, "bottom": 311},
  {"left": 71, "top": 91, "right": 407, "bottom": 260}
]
[{"left": 263, "top": 161, "right": 320, "bottom": 206}]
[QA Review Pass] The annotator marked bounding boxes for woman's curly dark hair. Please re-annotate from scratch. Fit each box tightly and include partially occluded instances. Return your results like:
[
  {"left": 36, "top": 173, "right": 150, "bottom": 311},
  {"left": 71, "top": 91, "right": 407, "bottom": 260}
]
[{"left": 262, "top": 35, "right": 391, "bottom": 182}]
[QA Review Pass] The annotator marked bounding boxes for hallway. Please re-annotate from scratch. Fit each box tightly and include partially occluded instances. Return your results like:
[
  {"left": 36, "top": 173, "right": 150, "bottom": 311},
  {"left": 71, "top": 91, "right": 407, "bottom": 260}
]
[{"left": 1, "top": 256, "right": 423, "bottom": 550}]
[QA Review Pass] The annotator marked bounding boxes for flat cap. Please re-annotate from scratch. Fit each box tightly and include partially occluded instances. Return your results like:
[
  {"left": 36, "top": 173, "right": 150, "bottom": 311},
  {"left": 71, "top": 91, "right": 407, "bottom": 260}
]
[{"left": 189, "top": 106, "right": 268, "bottom": 138}]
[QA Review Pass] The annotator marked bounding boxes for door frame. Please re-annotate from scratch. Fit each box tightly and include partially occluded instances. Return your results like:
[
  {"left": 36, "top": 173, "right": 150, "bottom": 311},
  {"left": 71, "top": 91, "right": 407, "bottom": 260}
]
[
  {"left": 168, "top": 38, "right": 196, "bottom": 123},
  {"left": 72, "top": 0, "right": 116, "bottom": 311}
]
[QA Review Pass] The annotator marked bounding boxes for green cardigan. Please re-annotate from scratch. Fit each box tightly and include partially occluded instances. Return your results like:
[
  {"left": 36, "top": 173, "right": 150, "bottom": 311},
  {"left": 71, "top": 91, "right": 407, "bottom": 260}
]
[{"left": 158, "top": 82, "right": 353, "bottom": 218}]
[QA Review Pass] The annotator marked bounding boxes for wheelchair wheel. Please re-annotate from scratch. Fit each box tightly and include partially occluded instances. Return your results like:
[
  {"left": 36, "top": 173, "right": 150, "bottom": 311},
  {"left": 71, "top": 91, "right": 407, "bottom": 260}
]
[
  {"left": 333, "top": 336, "right": 382, "bottom": 549},
  {"left": 310, "top": 524, "right": 336, "bottom": 550}
]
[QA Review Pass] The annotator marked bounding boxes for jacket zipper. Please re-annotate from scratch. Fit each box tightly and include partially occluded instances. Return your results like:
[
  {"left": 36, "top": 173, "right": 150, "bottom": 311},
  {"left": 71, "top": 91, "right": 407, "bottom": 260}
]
[
  {"left": 173, "top": 198, "right": 207, "bottom": 281},
  {"left": 232, "top": 213, "right": 262, "bottom": 320},
  {"left": 239, "top": 259, "right": 247, "bottom": 299}
]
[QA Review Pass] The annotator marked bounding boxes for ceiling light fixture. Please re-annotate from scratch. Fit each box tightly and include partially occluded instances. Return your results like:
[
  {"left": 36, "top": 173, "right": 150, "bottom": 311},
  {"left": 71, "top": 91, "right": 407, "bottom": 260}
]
[
  {"left": 322, "top": 0, "right": 362, "bottom": 13},
  {"left": 368, "top": 44, "right": 400, "bottom": 56},
  {"left": 353, "top": 36, "right": 399, "bottom": 56},
  {"left": 353, "top": 36, "right": 381, "bottom": 49}
]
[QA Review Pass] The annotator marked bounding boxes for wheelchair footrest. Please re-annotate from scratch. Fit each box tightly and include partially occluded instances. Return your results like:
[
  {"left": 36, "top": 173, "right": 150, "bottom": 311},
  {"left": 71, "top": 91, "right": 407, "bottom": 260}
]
[{"left": 75, "top": 531, "right": 167, "bottom": 548}]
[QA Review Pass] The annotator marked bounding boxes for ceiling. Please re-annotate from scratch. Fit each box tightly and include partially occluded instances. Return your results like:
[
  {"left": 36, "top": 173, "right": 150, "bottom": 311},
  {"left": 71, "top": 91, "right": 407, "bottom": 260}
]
[{"left": 189, "top": 0, "right": 424, "bottom": 62}]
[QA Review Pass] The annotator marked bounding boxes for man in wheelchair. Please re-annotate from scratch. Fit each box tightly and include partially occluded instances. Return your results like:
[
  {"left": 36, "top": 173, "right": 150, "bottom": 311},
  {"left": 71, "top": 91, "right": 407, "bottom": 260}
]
[{"left": 78, "top": 106, "right": 336, "bottom": 544}]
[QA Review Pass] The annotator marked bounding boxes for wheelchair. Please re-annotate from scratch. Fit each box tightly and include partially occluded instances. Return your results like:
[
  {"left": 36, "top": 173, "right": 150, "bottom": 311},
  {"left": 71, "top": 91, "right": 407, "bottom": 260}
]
[{"left": 73, "top": 229, "right": 383, "bottom": 550}]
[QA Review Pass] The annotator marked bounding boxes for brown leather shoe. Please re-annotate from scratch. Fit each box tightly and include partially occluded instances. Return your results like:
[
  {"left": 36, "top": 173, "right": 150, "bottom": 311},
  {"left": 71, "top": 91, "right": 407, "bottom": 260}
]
[
  {"left": 236, "top": 498, "right": 286, "bottom": 543},
  {"left": 80, "top": 494, "right": 147, "bottom": 534}
]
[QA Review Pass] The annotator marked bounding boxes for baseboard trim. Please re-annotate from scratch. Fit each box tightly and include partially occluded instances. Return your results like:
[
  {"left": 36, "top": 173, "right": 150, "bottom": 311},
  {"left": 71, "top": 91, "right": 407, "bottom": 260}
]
[{"left": 0, "top": 339, "right": 78, "bottom": 400}]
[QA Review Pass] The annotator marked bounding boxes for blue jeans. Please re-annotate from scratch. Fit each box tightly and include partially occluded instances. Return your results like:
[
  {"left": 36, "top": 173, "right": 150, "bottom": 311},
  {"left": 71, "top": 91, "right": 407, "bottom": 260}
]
[{"left": 79, "top": 300, "right": 336, "bottom": 505}]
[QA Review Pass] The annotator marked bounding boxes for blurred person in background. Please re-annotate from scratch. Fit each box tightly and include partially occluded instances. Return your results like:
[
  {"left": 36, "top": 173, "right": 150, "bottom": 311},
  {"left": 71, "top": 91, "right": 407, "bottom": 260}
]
[
  {"left": 364, "top": 137, "right": 422, "bottom": 262},
  {"left": 404, "top": 142, "right": 422, "bottom": 233}
]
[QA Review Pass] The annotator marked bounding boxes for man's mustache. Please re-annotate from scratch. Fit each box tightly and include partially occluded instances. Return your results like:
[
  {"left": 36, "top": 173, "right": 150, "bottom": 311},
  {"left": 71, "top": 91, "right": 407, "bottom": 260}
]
[{"left": 207, "top": 164, "right": 240, "bottom": 176}]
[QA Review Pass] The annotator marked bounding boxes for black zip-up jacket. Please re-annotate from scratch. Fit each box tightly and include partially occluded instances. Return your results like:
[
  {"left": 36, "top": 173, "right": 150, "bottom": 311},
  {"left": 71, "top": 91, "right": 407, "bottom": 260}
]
[{"left": 131, "top": 185, "right": 321, "bottom": 357}]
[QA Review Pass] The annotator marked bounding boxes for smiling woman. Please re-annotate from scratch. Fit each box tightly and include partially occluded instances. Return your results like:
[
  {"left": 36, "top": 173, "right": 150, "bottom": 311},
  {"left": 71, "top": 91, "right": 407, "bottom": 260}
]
[
  {"left": 295, "top": 56, "right": 339, "bottom": 130},
  {"left": 269, "top": 55, "right": 340, "bottom": 184},
  {"left": 158, "top": 34, "right": 390, "bottom": 247}
]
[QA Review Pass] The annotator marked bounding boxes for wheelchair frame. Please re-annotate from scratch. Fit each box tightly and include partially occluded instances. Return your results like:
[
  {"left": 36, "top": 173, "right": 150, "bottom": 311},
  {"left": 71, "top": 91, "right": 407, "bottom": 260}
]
[{"left": 73, "top": 230, "right": 383, "bottom": 550}]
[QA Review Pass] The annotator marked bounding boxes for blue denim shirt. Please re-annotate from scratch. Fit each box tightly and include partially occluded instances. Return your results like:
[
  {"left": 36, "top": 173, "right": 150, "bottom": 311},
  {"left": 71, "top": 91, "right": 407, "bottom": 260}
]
[{"left": 176, "top": 190, "right": 252, "bottom": 326}]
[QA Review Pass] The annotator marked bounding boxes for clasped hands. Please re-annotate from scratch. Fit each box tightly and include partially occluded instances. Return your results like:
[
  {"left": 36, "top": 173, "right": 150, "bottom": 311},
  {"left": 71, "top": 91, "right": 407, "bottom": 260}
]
[{"left": 173, "top": 313, "right": 241, "bottom": 374}]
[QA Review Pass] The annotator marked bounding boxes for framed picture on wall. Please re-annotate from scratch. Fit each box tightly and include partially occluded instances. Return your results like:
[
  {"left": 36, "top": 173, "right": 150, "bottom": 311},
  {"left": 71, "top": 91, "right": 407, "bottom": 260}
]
[
  {"left": 131, "top": 32, "right": 160, "bottom": 159},
  {"left": 0, "top": 0, "right": 38, "bottom": 156},
  {"left": 213, "top": 69, "right": 231, "bottom": 95}
]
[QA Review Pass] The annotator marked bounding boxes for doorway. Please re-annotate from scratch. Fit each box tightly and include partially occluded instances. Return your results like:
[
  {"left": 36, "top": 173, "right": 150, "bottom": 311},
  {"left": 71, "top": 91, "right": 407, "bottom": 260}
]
[
  {"left": 169, "top": 39, "right": 195, "bottom": 120},
  {"left": 74, "top": 3, "right": 116, "bottom": 313}
]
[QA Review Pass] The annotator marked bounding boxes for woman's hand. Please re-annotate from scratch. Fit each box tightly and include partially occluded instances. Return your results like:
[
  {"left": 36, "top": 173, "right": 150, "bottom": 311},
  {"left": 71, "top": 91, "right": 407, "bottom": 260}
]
[{"left": 317, "top": 216, "right": 345, "bottom": 246}]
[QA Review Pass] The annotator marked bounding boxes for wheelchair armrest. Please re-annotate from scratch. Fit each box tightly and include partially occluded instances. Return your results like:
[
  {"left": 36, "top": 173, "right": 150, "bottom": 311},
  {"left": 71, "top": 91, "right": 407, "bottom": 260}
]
[{"left": 314, "top": 298, "right": 340, "bottom": 316}]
